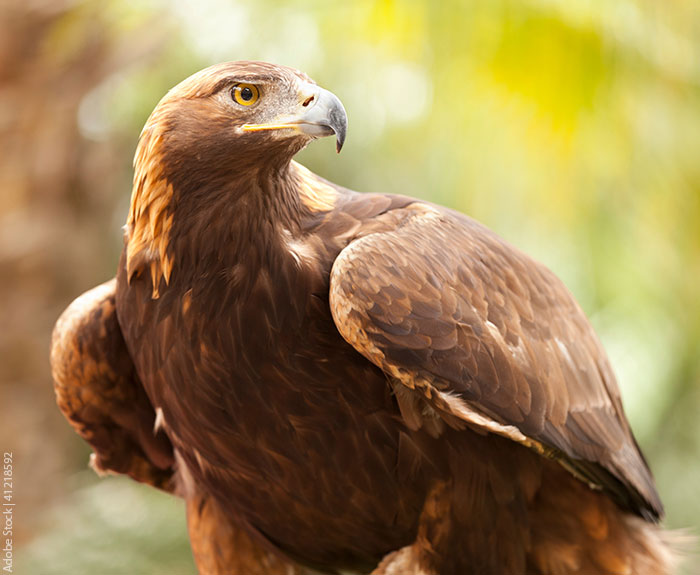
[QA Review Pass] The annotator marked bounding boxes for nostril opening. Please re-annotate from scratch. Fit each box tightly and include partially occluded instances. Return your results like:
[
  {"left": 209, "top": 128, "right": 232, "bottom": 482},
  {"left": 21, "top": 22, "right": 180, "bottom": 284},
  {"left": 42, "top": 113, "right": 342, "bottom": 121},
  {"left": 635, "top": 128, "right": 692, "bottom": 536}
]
[{"left": 302, "top": 95, "right": 315, "bottom": 107}]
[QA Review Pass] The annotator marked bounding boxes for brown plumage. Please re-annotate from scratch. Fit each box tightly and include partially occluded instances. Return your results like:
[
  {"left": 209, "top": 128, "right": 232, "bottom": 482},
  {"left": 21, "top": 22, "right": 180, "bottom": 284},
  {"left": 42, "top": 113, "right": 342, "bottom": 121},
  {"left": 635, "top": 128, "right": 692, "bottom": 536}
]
[{"left": 51, "top": 61, "right": 677, "bottom": 574}]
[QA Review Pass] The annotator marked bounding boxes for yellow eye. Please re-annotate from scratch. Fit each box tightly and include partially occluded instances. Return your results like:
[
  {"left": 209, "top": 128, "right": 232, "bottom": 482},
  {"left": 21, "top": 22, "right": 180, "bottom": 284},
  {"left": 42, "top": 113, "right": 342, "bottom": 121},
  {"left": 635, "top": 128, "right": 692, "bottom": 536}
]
[{"left": 232, "top": 83, "right": 259, "bottom": 106}]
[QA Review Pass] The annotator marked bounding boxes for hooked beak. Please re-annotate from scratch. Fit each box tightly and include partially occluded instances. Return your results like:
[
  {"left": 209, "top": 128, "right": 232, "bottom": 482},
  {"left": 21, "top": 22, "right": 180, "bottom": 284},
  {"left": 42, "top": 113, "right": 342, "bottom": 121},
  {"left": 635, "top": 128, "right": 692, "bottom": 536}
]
[{"left": 242, "top": 85, "right": 348, "bottom": 153}]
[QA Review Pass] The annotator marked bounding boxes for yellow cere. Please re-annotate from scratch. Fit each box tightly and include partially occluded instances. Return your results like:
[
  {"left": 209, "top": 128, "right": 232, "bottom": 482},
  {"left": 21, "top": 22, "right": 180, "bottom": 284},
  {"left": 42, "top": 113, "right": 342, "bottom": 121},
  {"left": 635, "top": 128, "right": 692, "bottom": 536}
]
[{"left": 232, "top": 83, "right": 259, "bottom": 106}]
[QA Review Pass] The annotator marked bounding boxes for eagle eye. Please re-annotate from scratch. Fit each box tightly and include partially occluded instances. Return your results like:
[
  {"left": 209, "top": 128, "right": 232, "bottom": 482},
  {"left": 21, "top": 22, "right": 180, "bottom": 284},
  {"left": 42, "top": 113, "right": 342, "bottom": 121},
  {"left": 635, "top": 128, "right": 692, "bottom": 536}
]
[{"left": 232, "top": 83, "right": 260, "bottom": 106}]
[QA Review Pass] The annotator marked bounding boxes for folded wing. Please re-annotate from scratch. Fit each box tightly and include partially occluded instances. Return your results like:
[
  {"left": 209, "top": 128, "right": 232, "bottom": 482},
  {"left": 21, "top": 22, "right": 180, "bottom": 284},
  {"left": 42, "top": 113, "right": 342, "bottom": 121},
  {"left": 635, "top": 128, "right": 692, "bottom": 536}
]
[
  {"left": 329, "top": 203, "right": 662, "bottom": 521},
  {"left": 51, "top": 279, "right": 175, "bottom": 491}
]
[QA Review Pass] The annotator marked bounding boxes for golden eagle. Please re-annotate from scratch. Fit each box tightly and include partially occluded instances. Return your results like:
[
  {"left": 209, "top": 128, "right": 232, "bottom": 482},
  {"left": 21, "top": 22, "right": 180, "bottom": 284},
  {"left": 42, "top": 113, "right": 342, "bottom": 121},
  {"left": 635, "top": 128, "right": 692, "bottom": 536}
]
[{"left": 51, "top": 62, "right": 675, "bottom": 574}]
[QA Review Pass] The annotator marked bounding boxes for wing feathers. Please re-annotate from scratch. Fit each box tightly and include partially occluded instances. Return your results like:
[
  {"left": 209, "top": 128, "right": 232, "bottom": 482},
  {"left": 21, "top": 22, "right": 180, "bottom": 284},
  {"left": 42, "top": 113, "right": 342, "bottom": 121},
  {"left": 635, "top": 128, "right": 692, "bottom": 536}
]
[
  {"left": 329, "top": 202, "right": 662, "bottom": 520},
  {"left": 51, "top": 279, "right": 175, "bottom": 491}
]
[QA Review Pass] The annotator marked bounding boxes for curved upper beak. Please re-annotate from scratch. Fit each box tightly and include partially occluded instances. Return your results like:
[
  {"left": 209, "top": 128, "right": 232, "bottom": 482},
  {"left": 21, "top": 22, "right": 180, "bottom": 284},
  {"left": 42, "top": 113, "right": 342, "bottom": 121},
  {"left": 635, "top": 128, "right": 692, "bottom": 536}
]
[
  {"left": 242, "top": 85, "right": 348, "bottom": 153},
  {"left": 295, "top": 86, "right": 347, "bottom": 153}
]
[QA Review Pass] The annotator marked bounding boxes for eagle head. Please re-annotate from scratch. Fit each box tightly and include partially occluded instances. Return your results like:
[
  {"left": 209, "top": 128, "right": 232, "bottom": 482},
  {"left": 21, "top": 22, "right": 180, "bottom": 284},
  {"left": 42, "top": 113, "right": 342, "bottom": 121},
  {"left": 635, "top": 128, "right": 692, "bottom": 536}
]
[
  {"left": 125, "top": 61, "right": 347, "bottom": 297},
  {"left": 140, "top": 61, "right": 346, "bottom": 177}
]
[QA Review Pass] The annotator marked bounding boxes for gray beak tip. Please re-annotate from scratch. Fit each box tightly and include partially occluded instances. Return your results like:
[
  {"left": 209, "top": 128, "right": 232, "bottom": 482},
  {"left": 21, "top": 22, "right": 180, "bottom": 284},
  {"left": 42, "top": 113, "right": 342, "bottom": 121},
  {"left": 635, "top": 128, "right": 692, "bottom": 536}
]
[{"left": 329, "top": 100, "right": 347, "bottom": 154}]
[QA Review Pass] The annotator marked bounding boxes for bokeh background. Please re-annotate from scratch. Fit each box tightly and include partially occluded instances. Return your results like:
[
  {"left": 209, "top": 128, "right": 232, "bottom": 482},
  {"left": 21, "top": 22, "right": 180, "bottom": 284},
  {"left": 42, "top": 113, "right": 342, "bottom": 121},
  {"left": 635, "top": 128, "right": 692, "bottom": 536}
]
[{"left": 1, "top": 0, "right": 698, "bottom": 573}]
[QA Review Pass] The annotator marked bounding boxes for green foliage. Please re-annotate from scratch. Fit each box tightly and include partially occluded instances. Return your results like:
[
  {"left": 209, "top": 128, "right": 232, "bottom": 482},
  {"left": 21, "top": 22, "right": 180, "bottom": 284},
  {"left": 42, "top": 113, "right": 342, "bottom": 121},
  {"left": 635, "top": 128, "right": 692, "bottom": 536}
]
[{"left": 18, "top": 474, "right": 195, "bottom": 575}]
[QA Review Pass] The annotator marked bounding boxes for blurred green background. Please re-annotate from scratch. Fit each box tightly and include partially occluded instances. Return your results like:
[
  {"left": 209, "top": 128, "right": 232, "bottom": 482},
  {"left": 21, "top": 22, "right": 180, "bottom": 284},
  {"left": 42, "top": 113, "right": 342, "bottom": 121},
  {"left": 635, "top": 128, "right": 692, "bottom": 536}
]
[{"left": 1, "top": 0, "right": 698, "bottom": 573}]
